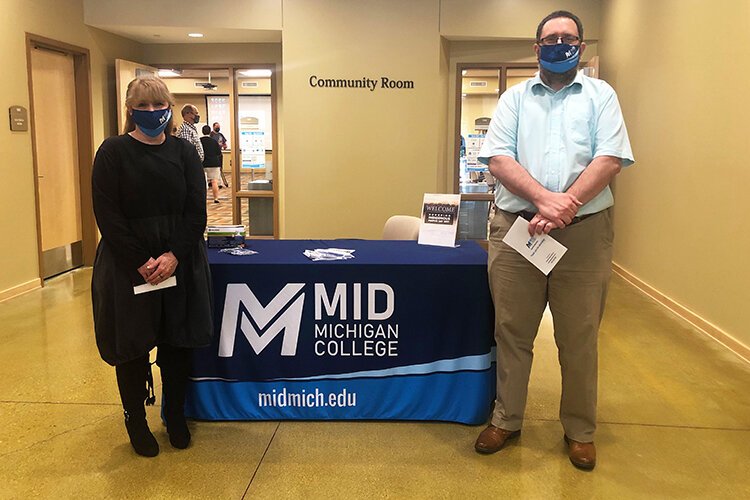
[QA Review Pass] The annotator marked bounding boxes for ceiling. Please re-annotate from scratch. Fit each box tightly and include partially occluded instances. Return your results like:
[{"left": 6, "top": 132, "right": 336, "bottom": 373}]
[{"left": 93, "top": 25, "right": 281, "bottom": 44}]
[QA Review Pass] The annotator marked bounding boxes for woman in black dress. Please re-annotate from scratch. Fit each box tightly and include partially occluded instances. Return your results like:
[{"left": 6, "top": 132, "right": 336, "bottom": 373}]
[{"left": 91, "top": 76, "right": 212, "bottom": 457}]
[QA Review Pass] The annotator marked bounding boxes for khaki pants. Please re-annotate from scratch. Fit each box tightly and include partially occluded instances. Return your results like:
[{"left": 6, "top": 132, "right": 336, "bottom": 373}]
[{"left": 488, "top": 208, "right": 613, "bottom": 442}]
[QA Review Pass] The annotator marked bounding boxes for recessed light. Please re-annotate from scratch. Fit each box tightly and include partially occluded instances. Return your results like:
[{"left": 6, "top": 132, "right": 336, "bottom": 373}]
[
  {"left": 188, "top": 33, "right": 204, "bottom": 38},
  {"left": 239, "top": 69, "right": 272, "bottom": 77},
  {"left": 158, "top": 69, "right": 182, "bottom": 77}
]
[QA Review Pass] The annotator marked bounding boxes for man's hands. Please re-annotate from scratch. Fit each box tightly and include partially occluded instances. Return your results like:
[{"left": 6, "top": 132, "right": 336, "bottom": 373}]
[
  {"left": 138, "top": 252, "right": 179, "bottom": 285},
  {"left": 529, "top": 192, "right": 582, "bottom": 235}
]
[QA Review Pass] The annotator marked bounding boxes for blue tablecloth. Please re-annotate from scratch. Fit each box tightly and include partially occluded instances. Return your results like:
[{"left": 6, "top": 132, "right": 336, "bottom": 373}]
[{"left": 186, "top": 239, "right": 495, "bottom": 424}]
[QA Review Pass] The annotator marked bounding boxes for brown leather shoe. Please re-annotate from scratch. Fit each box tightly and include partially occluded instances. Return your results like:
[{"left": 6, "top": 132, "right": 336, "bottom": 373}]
[
  {"left": 474, "top": 425, "right": 521, "bottom": 454},
  {"left": 564, "top": 435, "right": 596, "bottom": 470}
]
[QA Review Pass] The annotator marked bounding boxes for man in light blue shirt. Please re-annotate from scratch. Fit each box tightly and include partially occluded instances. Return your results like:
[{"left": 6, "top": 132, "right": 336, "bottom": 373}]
[{"left": 473, "top": 10, "right": 634, "bottom": 471}]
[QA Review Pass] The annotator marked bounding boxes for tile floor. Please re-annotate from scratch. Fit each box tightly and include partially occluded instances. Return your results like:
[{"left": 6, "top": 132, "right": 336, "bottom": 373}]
[
  {"left": 206, "top": 184, "right": 234, "bottom": 227},
  {"left": 1, "top": 269, "right": 748, "bottom": 499}
]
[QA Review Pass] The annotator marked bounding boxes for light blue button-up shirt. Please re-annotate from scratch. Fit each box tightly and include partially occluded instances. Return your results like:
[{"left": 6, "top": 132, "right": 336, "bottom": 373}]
[{"left": 478, "top": 70, "right": 634, "bottom": 215}]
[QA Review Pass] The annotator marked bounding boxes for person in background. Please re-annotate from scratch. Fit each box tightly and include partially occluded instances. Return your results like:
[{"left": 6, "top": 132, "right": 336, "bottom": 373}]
[
  {"left": 210, "top": 122, "right": 229, "bottom": 188},
  {"left": 91, "top": 76, "right": 213, "bottom": 457},
  {"left": 200, "top": 125, "right": 222, "bottom": 203},
  {"left": 177, "top": 104, "right": 204, "bottom": 162},
  {"left": 210, "top": 121, "right": 227, "bottom": 150},
  {"left": 473, "top": 10, "right": 634, "bottom": 470}
]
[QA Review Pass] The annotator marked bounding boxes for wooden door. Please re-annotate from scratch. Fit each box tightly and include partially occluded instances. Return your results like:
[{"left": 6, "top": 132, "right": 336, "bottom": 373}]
[{"left": 30, "top": 47, "right": 83, "bottom": 278}]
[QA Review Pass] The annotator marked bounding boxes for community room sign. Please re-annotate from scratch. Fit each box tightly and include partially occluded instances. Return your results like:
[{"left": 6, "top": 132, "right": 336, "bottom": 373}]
[{"left": 309, "top": 75, "right": 415, "bottom": 91}]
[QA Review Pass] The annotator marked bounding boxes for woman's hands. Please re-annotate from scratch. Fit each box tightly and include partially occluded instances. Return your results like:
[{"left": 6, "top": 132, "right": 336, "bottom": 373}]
[{"left": 138, "top": 252, "right": 179, "bottom": 285}]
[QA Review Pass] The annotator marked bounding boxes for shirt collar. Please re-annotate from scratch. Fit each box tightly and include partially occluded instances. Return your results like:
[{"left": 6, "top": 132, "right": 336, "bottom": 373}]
[{"left": 531, "top": 70, "right": 583, "bottom": 95}]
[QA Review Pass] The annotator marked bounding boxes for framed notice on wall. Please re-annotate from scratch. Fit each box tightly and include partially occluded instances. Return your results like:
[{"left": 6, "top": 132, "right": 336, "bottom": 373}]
[
  {"left": 206, "top": 95, "right": 231, "bottom": 150},
  {"left": 239, "top": 95, "right": 273, "bottom": 150}
]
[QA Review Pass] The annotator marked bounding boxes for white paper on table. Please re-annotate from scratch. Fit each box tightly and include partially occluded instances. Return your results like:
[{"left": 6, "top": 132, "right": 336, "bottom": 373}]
[
  {"left": 501, "top": 216, "right": 568, "bottom": 275},
  {"left": 133, "top": 276, "right": 177, "bottom": 295}
]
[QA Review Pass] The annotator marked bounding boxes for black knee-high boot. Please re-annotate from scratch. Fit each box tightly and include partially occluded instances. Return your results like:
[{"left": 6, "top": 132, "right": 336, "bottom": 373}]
[
  {"left": 157, "top": 345, "right": 191, "bottom": 449},
  {"left": 115, "top": 355, "right": 159, "bottom": 457}
]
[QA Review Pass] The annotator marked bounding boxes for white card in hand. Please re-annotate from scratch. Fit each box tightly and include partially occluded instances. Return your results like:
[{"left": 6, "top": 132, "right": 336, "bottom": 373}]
[
  {"left": 133, "top": 276, "right": 177, "bottom": 295},
  {"left": 501, "top": 216, "right": 568, "bottom": 275}
]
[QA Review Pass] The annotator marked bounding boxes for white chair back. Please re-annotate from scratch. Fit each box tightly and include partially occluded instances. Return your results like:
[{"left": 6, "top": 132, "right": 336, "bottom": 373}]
[{"left": 382, "top": 215, "right": 421, "bottom": 240}]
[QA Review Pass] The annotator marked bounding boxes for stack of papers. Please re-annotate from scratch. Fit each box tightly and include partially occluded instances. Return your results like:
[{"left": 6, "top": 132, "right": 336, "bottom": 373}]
[
  {"left": 207, "top": 225, "right": 246, "bottom": 248},
  {"left": 303, "top": 248, "right": 356, "bottom": 261},
  {"left": 219, "top": 247, "right": 258, "bottom": 256}
]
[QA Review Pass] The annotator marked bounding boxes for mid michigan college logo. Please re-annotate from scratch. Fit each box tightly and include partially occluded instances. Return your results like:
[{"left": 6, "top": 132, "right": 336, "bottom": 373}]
[
  {"left": 219, "top": 283, "right": 306, "bottom": 357},
  {"left": 218, "top": 283, "right": 399, "bottom": 358}
]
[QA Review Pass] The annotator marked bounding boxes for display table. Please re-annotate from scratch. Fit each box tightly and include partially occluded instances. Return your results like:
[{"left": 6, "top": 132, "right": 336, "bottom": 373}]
[{"left": 185, "top": 239, "right": 495, "bottom": 424}]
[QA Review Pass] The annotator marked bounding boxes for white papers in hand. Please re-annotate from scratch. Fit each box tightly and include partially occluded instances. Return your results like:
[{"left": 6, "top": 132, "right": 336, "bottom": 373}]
[
  {"left": 501, "top": 217, "right": 567, "bottom": 275},
  {"left": 133, "top": 276, "right": 177, "bottom": 295}
]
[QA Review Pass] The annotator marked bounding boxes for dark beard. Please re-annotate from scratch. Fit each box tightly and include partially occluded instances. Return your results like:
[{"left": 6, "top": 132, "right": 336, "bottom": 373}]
[{"left": 540, "top": 66, "right": 578, "bottom": 88}]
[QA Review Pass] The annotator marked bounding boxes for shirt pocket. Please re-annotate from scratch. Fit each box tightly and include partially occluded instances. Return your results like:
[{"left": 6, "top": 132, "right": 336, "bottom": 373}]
[{"left": 565, "top": 111, "right": 594, "bottom": 150}]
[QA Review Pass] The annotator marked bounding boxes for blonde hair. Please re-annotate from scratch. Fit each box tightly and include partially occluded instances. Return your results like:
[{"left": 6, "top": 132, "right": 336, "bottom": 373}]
[{"left": 122, "top": 76, "right": 175, "bottom": 134}]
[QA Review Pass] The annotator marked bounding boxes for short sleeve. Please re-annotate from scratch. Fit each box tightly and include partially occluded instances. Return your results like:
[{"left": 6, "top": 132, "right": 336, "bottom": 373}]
[
  {"left": 478, "top": 89, "right": 519, "bottom": 165},
  {"left": 594, "top": 86, "right": 634, "bottom": 167}
]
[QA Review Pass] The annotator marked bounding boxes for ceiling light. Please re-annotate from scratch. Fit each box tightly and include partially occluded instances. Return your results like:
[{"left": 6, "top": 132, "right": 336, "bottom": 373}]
[
  {"left": 188, "top": 33, "right": 204, "bottom": 38},
  {"left": 158, "top": 69, "right": 182, "bottom": 77},
  {"left": 239, "top": 69, "right": 272, "bottom": 77}
]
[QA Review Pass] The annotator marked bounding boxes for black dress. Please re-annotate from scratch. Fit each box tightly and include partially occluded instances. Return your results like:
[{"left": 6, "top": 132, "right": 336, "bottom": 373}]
[{"left": 91, "top": 134, "right": 213, "bottom": 365}]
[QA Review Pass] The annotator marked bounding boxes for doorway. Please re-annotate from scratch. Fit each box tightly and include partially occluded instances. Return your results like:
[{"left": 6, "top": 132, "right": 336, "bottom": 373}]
[
  {"left": 115, "top": 61, "right": 279, "bottom": 237},
  {"left": 26, "top": 35, "right": 95, "bottom": 280},
  {"left": 454, "top": 64, "right": 536, "bottom": 242}
]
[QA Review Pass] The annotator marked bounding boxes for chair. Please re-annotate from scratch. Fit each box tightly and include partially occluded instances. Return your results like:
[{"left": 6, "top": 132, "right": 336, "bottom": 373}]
[{"left": 382, "top": 215, "right": 421, "bottom": 240}]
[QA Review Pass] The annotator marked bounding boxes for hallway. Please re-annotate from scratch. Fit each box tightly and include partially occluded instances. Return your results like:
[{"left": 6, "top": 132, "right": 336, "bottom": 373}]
[{"left": 1, "top": 269, "right": 748, "bottom": 498}]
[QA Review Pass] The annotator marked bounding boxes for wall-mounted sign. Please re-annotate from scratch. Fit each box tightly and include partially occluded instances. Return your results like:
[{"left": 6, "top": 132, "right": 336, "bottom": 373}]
[
  {"left": 9, "top": 106, "right": 28, "bottom": 131},
  {"left": 309, "top": 75, "right": 414, "bottom": 92}
]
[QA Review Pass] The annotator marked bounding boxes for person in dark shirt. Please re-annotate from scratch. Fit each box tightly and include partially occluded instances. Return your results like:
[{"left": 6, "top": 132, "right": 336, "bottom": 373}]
[
  {"left": 210, "top": 122, "right": 227, "bottom": 149},
  {"left": 210, "top": 122, "right": 229, "bottom": 188},
  {"left": 200, "top": 125, "right": 222, "bottom": 203},
  {"left": 91, "top": 76, "right": 213, "bottom": 457}
]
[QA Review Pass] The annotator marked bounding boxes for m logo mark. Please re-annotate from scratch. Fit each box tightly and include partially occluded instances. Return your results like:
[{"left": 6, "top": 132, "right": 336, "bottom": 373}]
[{"left": 219, "top": 283, "right": 305, "bottom": 357}]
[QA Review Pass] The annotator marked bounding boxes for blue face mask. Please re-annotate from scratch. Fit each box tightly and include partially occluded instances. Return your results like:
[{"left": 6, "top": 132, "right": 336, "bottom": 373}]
[
  {"left": 539, "top": 44, "right": 580, "bottom": 73},
  {"left": 131, "top": 108, "right": 172, "bottom": 137}
]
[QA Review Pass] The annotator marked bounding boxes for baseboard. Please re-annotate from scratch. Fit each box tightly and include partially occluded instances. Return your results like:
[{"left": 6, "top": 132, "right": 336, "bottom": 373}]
[
  {"left": 612, "top": 263, "right": 749, "bottom": 364},
  {"left": 0, "top": 278, "right": 42, "bottom": 303}
]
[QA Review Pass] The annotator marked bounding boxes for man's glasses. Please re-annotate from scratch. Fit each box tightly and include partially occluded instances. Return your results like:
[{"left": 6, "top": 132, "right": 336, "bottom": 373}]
[{"left": 538, "top": 35, "right": 581, "bottom": 46}]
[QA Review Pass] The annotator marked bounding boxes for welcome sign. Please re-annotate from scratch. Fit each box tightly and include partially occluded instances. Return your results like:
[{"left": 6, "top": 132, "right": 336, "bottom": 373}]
[{"left": 186, "top": 240, "right": 495, "bottom": 424}]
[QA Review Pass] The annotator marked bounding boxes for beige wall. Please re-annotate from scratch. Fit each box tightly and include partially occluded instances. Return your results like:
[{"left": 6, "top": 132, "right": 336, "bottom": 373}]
[
  {"left": 441, "top": 0, "right": 601, "bottom": 40},
  {"left": 0, "top": 0, "right": 141, "bottom": 297},
  {"left": 600, "top": 0, "right": 749, "bottom": 347},
  {"left": 83, "top": 0, "right": 282, "bottom": 43},
  {"left": 142, "top": 43, "right": 281, "bottom": 66},
  {"left": 282, "top": 0, "right": 443, "bottom": 239},
  {"left": 85, "top": 0, "right": 282, "bottom": 30}
]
